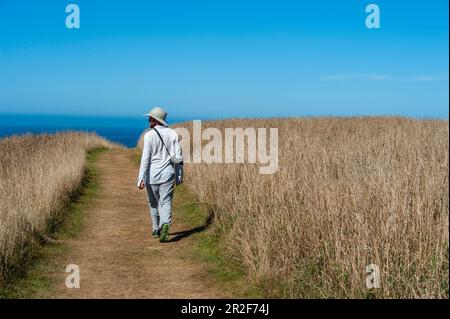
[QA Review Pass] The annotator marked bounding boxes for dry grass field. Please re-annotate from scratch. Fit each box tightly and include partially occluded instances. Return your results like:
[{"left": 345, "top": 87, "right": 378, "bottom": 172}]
[
  {"left": 139, "top": 117, "right": 448, "bottom": 298},
  {"left": 0, "top": 132, "right": 119, "bottom": 287},
  {"left": 2, "top": 117, "right": 446, "bottom": 298}
]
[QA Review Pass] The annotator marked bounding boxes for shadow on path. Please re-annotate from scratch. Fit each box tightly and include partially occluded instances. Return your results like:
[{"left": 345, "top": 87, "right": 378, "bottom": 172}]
[{"left": 168, "top": 211, "right": 214, "bottom": 243}]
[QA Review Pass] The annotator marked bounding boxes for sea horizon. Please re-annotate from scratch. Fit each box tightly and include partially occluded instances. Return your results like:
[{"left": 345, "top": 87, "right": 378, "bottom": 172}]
[
  {"left": 0, "top": 113, "right": 192, "bottom": 148},
  {"left": 1, "top": 113, "right": 448, "bottom": 148}
]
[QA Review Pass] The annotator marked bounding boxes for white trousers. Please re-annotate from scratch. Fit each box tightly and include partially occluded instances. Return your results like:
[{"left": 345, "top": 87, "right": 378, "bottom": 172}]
[{"left": 145, "top": 176, "right": 174, "bottom": 231}]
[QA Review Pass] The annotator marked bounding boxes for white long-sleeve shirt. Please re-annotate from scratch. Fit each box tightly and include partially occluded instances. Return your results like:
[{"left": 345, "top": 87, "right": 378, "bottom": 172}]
[{"left": 137, "top": 125, "right": 183, "bottom": 185}]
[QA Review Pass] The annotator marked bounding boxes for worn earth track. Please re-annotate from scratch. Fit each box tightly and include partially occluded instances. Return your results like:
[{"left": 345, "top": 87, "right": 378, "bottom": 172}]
[{"left": 47, "top": 148, "right": 224, "bottom": 298}]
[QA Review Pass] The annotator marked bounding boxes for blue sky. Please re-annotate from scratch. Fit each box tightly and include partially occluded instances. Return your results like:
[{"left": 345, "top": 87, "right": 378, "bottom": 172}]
[{"left": 0, "top": 0, "right": 448, "bottom": 120}]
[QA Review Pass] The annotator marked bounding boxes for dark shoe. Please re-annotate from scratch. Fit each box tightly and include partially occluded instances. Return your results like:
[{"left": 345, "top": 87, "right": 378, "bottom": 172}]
[
  {"left": 159, "top": 224, "right": 170, "bottom": 242},
  {"left": 152, "top": 230, "right": 160, "bottom": 238}
]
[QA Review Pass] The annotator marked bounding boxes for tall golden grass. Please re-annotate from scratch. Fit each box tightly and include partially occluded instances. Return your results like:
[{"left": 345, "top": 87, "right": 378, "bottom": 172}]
[
  {"left": 0, "top": 131, "right": 119, "bottom": 286},
  {"left": 140, "top": 117, "right": 449, "bottom": 298}
]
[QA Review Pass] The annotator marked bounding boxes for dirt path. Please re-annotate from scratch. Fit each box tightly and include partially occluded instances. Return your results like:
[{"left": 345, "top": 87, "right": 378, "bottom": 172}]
[{"left": 47, "top": 148, "right": 224, "bottom": 298}]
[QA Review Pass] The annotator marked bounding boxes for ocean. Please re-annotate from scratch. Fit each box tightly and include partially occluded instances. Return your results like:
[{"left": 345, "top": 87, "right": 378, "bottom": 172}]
[{"left": 0, "top": 114, "right": 187, "bottom": 148}]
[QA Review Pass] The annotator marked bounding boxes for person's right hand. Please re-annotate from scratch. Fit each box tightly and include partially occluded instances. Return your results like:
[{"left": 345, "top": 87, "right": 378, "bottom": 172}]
[{"left": 138, "top": 181, "right": 145, "bottom": 190}]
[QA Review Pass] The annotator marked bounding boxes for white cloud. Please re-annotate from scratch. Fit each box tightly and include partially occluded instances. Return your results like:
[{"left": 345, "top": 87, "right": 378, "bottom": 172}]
[
  {"left": 321, "top": 73, "right": 447, "bottom": 82},
  {"left": 367, "top": 74, "right": 392, "bottom": 80},
  {"left": 321, "top": 73, "right": 392, "bottom": 81},
  {"left": 403, "top": 75, "right": 445, "bottom": 82}
]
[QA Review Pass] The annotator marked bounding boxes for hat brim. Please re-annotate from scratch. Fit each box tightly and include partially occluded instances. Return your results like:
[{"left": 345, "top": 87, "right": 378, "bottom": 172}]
[{"left": 144, "top": 113, "right": 168, "bottom": 126}]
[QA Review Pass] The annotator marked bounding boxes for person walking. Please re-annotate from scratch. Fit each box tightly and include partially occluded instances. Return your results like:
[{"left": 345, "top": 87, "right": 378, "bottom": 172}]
[{"left": 137, "top": 107, "right": 183, "bottom": 242}]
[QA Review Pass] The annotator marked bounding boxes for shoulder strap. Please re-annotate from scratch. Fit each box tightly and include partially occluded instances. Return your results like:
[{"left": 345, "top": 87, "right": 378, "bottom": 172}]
[{"left": 153, "top": 128, "right": 172, "bottom": 157}]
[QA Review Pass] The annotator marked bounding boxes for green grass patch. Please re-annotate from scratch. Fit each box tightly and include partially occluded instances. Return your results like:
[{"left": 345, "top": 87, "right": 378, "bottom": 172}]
[{"left": 0, "top": 147, "right": 107, "bottom": 299}]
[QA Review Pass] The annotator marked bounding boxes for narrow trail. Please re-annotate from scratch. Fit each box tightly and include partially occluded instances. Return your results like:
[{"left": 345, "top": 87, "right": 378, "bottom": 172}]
[{"left": 47, "top": 148, "right": 224, "bottom": 298}]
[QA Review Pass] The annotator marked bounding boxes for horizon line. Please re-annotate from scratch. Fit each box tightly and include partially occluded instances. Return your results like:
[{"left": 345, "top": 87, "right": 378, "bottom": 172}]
[{"left": 0, "top": 112, "right": 448, "bottom": 122}]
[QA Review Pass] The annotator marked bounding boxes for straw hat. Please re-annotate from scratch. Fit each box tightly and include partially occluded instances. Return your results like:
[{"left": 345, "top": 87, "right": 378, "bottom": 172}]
[{"left": 144, "top": 107, "right": 168, "bottom": 126}]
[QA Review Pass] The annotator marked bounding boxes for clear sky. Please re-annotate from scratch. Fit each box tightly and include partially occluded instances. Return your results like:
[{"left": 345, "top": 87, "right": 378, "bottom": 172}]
[{"left": 0, "top": 0, "right": 448, "bottom": 120}]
